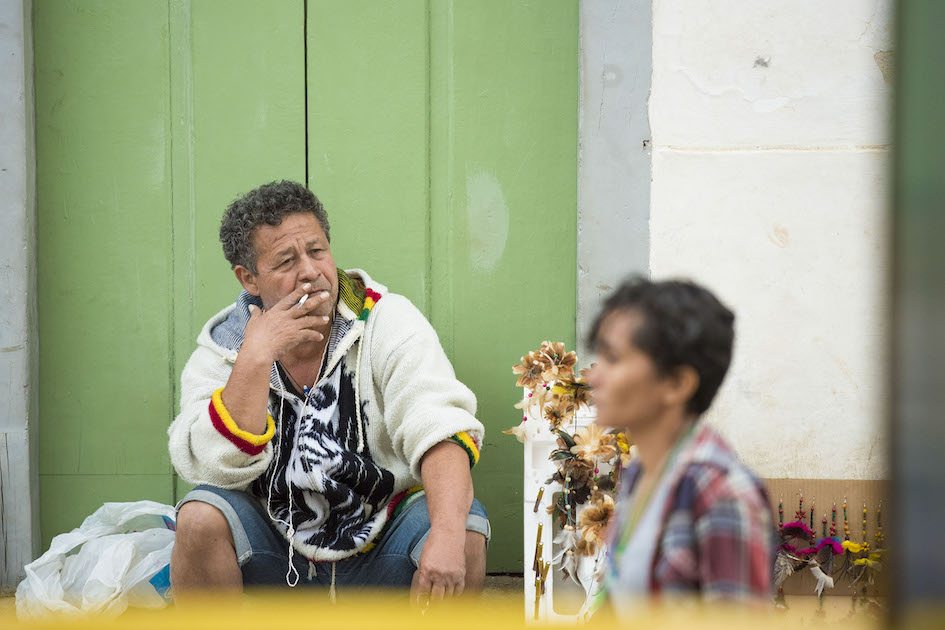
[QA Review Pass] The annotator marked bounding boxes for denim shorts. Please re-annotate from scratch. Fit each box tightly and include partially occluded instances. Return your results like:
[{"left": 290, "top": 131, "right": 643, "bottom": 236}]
[{"left": 176, "top": 485, "right": 490, "bottom": 589}]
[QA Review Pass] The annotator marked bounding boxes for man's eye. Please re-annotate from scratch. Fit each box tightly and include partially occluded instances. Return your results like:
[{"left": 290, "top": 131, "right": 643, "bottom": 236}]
[
  {"left": 280, "top": 258, "right": 292, "bottom": 267},
  {"left": 310, "top": 249, "right": 322, "bottom": 255}
]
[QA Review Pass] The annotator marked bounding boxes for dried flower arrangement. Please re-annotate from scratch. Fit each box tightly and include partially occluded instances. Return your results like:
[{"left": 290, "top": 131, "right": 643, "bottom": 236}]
[{"left": 505, "top": 341, "right": 634, "bottom": 615}]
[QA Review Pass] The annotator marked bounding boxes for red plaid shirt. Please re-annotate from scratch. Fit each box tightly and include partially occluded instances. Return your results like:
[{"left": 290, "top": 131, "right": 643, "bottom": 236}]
[{"left": 613, "top": 421, "right": 775, "bottom": 601}]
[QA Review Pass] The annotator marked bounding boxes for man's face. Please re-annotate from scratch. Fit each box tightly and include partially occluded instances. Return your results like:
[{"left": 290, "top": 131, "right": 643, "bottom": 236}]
[
  {"left": 586, "top": 310, "right": 677, "bottom": 432},
  {"left": 237, "top": 212, "right": 338, "bottom": 316}
]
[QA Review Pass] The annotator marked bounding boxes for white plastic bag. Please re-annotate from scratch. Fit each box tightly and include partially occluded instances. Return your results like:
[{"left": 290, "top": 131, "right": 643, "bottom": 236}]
[{"left": 15, "top": 500, "right": 176, "bottom": 618}]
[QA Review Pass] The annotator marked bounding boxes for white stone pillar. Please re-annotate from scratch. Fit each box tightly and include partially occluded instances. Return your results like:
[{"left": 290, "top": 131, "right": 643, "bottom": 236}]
[
  {"left": 577, "top": 0, "right": 653, "bottom": 356},
  {"left": 0, "top": 0, "right": 40, "bottom": 591}
]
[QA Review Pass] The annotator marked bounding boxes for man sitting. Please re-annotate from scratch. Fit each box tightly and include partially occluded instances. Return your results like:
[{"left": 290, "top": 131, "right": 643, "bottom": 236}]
[{"left": 168, "top": 181, "right": 488, "bottom": 604}]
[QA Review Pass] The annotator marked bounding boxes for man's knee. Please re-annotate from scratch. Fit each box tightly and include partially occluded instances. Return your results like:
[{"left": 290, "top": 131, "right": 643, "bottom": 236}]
[
  {"left": 175, "top": 500, "right": 235, "bottom": 550},
  {"left": 464, "top": 531, "right": 487, "bottom": 591},
  {"left": 171, "top": 501, "right": 243, "bottom": 595}
]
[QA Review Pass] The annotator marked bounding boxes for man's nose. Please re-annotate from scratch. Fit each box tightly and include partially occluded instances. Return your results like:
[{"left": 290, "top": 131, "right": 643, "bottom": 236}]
[{"left": 298, "top": 256, "right": 320, "bottom": 283}]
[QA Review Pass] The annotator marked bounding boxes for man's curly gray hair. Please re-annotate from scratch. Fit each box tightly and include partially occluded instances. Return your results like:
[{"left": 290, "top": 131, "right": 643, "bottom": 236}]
[{"left": 220, "top": 180, "right": 330, "bottom": 273}]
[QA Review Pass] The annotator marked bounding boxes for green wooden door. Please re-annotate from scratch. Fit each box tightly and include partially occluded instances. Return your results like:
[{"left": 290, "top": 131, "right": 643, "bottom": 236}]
[
  {"left": 33, "top": 0, "right": 306, "bottom": 546},
  {"left": 34, "top": 0, "right": 576, "bottom": 573},
  {"left": 305, "top": 0, "right": 577, "bottom": 572}
]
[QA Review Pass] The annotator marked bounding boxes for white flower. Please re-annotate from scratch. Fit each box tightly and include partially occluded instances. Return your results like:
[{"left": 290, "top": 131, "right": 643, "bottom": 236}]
[{"left": 502, "top": 418, "right": 542, "bottom": 443}]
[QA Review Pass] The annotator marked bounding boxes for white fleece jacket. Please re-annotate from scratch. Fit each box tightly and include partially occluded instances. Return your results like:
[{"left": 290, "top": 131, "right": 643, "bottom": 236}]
[{"left": 167, "top": 269, "right": 484, "bottom": 560}]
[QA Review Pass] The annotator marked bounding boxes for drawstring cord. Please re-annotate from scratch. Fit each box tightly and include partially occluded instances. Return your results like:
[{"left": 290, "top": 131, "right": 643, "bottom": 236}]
[
  {"left": 355, "top": 335, "right": 366, "bottom": 453},
  {"left": 265, "top": 386, "right": 301, "bottom": 587},
  {"left": 307, "top": 561, "right": 337, "bottom": 604},
  {"left": 329, "top": 562, "right": 338, "bottom": 603}
]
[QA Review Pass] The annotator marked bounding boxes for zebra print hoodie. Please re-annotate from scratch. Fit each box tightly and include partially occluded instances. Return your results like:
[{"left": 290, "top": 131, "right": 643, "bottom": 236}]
[{"left": 168, "top": 269, "right": 484, "bottom": 562}]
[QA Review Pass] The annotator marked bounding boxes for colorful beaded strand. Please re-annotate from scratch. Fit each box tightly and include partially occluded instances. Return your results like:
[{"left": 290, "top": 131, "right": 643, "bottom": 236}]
[
  {"left": 862, "top": 503, "right": 869, "bottom": 544},
  {"left": 876, "top": 502, "right": 884, "bottom": 548},
  {"left": 843, "top": 498, "right": 850, "bottom": 540}
]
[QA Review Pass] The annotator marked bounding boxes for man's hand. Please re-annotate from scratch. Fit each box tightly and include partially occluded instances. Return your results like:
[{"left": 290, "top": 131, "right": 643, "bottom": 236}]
[
  {"left": 413, "top": 528, "right": 467, "bottom": 604},
  {"left": 240, "top": 283, "right": 332, "bottom": 364},
  {"left": 219, "top": 284, "right": 332, "bottom": 435},
  {"left": 414, "top": 441, "right": 475, "bottom": 607}
]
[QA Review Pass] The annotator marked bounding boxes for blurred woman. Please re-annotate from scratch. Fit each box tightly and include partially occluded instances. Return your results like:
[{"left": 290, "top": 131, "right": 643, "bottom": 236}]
[{"left": 586, "top": 277, "right": 773, "bottom": 613}]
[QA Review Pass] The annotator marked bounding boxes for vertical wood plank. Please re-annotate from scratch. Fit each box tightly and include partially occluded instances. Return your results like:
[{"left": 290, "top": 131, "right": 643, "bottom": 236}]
[
  {"left": 170, "top": 0, "right": 306, "bottom": 499},
  {"left": 306, "top": 0, "right": 431, "bottom": 314},
  {"left": 308, "top": 0, "right": 579, "bottom": 571},
  {"left": 431, "top": 0, "right": 579, "bottom": 572},
  {"left": 33, "top": 0, "right": 307, "bottom": 539},
  {"left": 33, "top": 0, "right": 174, "bottom": 478},
  {"left": 33, "top": 0, "right": 175, "bottom": 542}
]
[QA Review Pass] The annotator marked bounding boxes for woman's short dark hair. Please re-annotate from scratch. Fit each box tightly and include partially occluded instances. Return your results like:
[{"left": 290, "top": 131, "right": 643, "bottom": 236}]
[
  {"left": 588, "top": 276, "right": 735, "bottom": 416},
  {"left": 219, "top": 180, "right": 330, "bottom": 273}
]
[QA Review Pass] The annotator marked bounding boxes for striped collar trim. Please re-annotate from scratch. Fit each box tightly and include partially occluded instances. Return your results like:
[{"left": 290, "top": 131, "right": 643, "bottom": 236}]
[{"left": 337, "top": 269, "right": 382, "bottom": 322}]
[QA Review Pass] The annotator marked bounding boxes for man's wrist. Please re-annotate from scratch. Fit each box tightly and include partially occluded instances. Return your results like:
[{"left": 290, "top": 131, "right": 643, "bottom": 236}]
[
  {"left": 237, "top": 340, "right": 274, "bottom": 368},
  {"left": 428, "top": 518, "right": 468, "bottom": 540},
  {"left": 425, "top": 530, "right": 467, "bottom": 552}
]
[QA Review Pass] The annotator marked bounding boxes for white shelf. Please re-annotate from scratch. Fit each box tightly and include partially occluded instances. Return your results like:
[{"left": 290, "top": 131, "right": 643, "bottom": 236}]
[{"left": 522, "top": 407, "right": 601, "bottom": 623}]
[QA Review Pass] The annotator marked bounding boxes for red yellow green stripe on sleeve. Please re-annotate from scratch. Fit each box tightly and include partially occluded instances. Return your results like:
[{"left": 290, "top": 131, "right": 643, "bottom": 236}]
[
  {"left": 209, "top": 388, "right": 275, "bottom": 456},
  {"left": 359, "top": 288, "right": 382, "bottom": 321},
  {"left": 447, "top": 431, "right": 481, "bottom": 467}
]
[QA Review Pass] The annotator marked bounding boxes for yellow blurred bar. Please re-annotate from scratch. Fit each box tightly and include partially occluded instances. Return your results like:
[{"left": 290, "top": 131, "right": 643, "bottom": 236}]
[{"left": 0, "top": 591, "right": 899, "bottom": 630}]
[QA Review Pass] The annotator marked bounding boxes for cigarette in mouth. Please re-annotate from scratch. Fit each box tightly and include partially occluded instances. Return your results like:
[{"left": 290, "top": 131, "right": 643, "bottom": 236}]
[{"left": 297, "top": 294, "right": 309, "bottom": 309}]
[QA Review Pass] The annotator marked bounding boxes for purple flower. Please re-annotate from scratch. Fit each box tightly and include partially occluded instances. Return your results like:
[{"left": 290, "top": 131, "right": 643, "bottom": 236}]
[
  {"left": 781, "top": 520, "right": 815, "bottom": 540},
  {"left": 816, "top": 537, "right": 844, "bottom": 556}
]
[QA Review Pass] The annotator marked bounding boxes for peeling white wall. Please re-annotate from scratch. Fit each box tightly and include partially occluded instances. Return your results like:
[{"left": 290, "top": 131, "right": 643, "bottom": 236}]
[{"left": 648, "top": 0, "right": 892, "bottom": 479}]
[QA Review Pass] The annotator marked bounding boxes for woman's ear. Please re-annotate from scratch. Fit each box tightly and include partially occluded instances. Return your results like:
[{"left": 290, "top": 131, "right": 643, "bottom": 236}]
[{"left": 665, "top": 365, "right": 700, "bottom": 411}]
